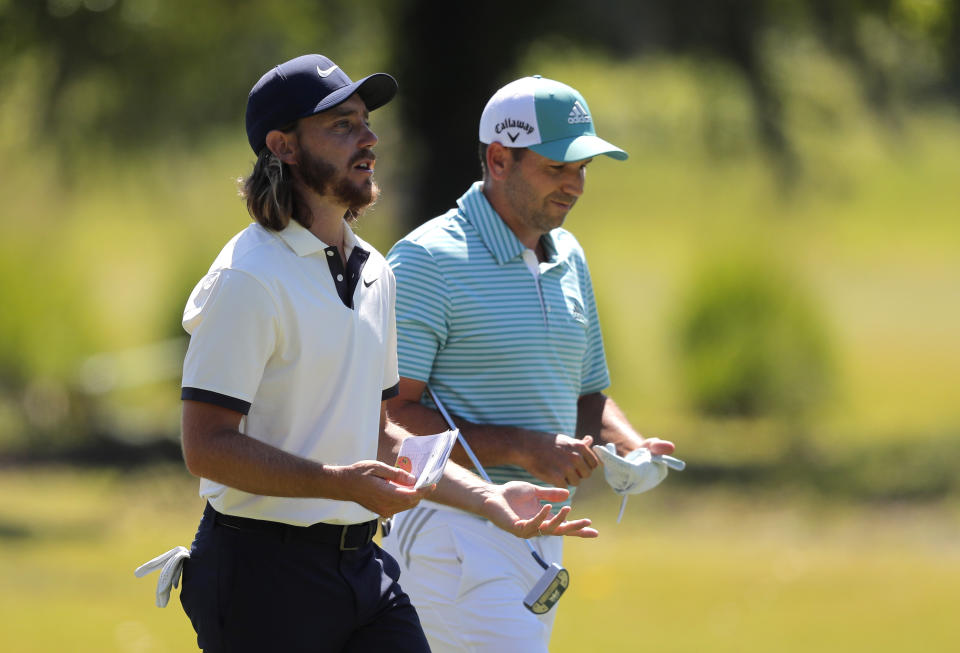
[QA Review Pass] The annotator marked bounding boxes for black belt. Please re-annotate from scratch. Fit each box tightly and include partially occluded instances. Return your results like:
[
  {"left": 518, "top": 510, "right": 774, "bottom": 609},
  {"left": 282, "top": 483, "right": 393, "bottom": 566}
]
[{"left": 210, "top": 505, "right": 377, "bottom": 551}]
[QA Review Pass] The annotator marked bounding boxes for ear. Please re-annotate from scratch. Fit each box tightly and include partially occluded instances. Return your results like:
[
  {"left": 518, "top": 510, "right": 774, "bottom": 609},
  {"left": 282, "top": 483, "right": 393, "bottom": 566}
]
[
  {"left": 486, "top": 142, "right": 512, "bottom": 181},
  {"left": 265, "top": 129, "right": 298, "bottom": 164}
]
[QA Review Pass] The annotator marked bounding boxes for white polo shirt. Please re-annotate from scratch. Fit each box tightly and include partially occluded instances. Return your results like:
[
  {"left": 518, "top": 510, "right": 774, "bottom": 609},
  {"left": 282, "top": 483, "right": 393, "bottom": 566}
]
[{"left": 181, "top": 220, "right": 398, "bottom": 526}]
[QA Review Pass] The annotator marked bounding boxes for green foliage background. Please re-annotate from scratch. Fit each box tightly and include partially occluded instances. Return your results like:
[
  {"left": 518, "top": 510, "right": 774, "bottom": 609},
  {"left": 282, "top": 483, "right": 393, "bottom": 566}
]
[{"left": 0, "top": 1, "right": 958, "bottom": 650}]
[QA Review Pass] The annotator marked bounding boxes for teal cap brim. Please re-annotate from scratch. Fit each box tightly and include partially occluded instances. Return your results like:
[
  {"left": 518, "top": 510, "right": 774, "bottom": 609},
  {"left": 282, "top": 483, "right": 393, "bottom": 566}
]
[{"left": 529, "top": 134, "right": 628, "bottom": 162}]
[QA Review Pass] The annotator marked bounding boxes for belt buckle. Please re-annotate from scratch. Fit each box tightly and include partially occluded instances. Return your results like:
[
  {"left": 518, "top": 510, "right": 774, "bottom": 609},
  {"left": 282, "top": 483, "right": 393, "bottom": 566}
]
[{"left": 339, "top": 524, "right": 359, "bottom": 551}]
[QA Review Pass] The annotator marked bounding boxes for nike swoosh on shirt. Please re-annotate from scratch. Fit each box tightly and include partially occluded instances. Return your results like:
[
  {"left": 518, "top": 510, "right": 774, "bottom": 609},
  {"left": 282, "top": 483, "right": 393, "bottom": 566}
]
[
  {"left": 317, "top": 64, "right": 339, "bottom": 78},
  {"left": 363, "top": 278, "right": 377, "bottom": 288}
]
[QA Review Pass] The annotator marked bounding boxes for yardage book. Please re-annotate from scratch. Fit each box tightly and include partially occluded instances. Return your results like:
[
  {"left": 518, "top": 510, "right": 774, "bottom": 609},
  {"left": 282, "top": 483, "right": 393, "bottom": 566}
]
[{"left": 395, "top": 429, "right": 459, "bottom": 489}]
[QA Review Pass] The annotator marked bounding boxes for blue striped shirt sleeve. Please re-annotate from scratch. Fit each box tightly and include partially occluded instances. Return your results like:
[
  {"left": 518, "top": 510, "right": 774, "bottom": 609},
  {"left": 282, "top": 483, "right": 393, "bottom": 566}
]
[{"left": 387, "top": 238, "right": 450, "bottom": 383}]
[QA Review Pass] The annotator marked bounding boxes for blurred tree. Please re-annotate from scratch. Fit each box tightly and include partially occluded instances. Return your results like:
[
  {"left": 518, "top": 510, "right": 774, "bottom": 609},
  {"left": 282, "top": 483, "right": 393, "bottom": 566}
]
[
  {"left": 673, "top": 256, "right": 834, "bottom": 422},
  {"left": 390, "top": 0, "right": 960, "bottom": 224},
  {"left": 388, "top": 0, "right": 554, "bottom": 223},
  {"left": 2, "top": 0, "right": 957, "bottom": 216},
  {"left": 0, "top": 0, "right": 387, "bottom": 163},
  {"left": 948, "top": 0, "right": 960, "bottom": 94},
  {"left": 389, "top": 0, "right": 795, "bottom": 222},
  {"left": 1, "top": 0, "right": 957, "bottom": 457}
]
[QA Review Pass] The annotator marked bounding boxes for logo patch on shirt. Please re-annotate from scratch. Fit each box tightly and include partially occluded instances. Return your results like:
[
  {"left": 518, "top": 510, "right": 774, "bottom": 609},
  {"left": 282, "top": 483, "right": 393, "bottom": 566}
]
[
  {"left": 186, "top": 271, "right": 221, "bottom": 315},
  {"left": 566, "top": 296, "right": 587, "bottom": 325}
]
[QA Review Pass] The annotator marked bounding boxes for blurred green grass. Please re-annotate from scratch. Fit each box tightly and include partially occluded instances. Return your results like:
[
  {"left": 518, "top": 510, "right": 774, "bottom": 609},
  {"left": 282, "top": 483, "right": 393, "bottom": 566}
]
[
  {"left": 0, "top": 466, "right": 957, "bottom": 652},
  {"left": 560, "top": 486, "right": 960, "bottom": 652}
]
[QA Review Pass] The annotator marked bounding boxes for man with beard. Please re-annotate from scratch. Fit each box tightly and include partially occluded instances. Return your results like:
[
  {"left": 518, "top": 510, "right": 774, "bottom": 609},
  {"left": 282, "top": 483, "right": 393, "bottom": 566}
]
[
  {"left": 383, "top": 76, "right": 677, "bottom": 652},
  {"left": 176, "top": 57, "right": 597, "bottom": 653}
]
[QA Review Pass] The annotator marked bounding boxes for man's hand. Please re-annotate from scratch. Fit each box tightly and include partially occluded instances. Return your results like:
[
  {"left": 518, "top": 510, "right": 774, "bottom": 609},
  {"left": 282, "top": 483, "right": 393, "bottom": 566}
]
[
  {"left": 638, "top": 437, "right": 676, "bottom": 455},
  {"left": 480, "top": 481, "right": 598, "bottom": 539},
  {"left": 332, "top": 460, "right": 436, "bottom": 518},
  {"left": 520, "top": 433, "right": 601, "bottom": 487}
]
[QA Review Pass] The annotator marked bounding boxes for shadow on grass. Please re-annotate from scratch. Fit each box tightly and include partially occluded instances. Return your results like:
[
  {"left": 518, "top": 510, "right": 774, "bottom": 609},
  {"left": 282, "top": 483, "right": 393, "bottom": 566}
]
[
  {"left": 0, "top": 435, "right": 182, "bottom": 469},
  {"left": 673, "top": 429, "right": 960, "bottom": 501},
  {"left": 1, "top": 426, "right": 958, "bottom": 504},
  {"left": 0, "top": 517, "right": 109, "bottom": 543},
  {"left": 0, "top": 521, "right": 32, "bottom": 540}
]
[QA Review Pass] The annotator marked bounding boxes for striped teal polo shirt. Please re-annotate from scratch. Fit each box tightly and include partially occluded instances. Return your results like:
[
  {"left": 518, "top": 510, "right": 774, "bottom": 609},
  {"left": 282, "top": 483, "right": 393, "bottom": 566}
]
[{"left": 387, "top": 181, "right": 610, "bottom": 490}]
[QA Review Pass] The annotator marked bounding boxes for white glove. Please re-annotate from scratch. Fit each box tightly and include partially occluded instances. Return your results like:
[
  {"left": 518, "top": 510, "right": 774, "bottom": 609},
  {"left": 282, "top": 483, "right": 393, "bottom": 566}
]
[
  {"left": 134, "top": 546, "right": 190, "bottom": 607},
  {"left": 592, "top": 443, "right": 686, "bottom": 522}
]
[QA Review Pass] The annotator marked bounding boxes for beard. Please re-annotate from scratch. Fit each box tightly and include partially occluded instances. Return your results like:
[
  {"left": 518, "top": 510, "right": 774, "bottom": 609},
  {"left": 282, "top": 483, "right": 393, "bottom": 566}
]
[
  {"left": 296, "top": 148, "right": 380, "bottom": 217},
  {"left": 504, "top": 170, "right": 576, "bottom": 234}
]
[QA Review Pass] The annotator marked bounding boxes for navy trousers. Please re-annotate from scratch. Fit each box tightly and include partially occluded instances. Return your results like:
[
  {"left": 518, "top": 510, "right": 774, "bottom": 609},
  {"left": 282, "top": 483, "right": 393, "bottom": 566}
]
[{"left": 180, "top": 503, "right": 430, "bottom": 652}]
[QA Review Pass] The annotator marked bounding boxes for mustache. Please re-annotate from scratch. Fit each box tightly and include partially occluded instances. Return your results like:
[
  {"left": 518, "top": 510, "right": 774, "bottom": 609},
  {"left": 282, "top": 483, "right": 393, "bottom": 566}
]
[
  {"left": 548, "top": 193, "right": 578, "bottom": 205},
  {"left": 350, "top": 149, "right": 376, "bottom": 165}
]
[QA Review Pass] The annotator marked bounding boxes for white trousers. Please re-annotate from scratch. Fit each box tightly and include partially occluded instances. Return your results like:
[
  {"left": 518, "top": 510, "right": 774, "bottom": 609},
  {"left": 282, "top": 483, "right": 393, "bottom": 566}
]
[{"left": 383, "top": 504, "right": 564, "bottom": 653}]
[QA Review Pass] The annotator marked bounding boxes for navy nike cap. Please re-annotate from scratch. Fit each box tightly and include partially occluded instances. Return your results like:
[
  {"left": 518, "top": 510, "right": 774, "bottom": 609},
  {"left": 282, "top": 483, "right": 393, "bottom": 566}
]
[{"left": 245, "top": 54, "right": 398, "bottom": 154}]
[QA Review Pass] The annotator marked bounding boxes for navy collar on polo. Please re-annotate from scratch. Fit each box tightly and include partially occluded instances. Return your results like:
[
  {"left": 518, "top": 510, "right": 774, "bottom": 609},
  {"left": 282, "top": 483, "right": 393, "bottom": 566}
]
[{"left": 457, "top": 181, "right": 560, "bottom": 268}]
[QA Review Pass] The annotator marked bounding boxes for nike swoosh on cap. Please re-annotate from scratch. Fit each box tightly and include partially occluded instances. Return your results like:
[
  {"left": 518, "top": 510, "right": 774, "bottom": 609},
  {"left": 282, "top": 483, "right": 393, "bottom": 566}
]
[{"left": 317, "top": 64, "right": 339, "bottom": 78}]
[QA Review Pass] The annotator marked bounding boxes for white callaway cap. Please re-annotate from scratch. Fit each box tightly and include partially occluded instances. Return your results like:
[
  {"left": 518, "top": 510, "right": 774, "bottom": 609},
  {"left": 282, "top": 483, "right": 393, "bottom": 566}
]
[{"left": 478, "top": 75, "right": 628, "bottom": 162}]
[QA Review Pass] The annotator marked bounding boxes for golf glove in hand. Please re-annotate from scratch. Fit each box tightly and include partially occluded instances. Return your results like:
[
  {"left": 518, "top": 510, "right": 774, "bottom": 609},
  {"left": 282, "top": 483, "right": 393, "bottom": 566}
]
[
  {"left": 134, "top": 546, "right": 190, "bottom": 607},
  {"left": 592, "top": 443, "right": 686, "bottom": 522}
]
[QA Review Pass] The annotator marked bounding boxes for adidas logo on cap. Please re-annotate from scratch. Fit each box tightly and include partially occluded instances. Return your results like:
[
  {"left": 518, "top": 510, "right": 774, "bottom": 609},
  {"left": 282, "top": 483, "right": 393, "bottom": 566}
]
[{"left": 567, "top": 101, "right": 591, "bottom": 124}]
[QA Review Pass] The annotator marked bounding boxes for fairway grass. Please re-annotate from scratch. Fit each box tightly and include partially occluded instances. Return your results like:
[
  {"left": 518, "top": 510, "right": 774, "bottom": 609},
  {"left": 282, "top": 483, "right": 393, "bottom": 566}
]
[{"left": 0, "top": 466, "right": 956, "bottom": 652}]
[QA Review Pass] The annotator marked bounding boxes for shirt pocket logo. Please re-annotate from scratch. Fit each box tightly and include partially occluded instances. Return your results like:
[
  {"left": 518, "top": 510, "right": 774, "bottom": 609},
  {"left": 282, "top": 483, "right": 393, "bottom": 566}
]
[{"left": 566, "top": 296, "right": 588, "bottom": 325}]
